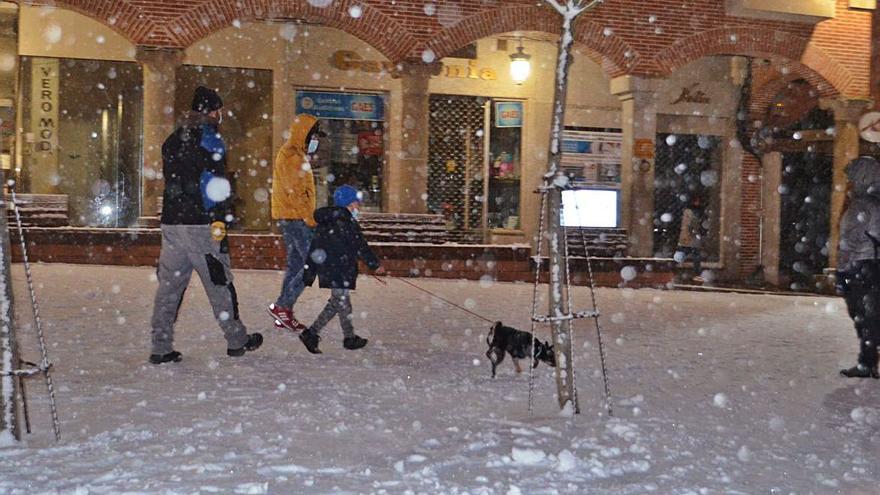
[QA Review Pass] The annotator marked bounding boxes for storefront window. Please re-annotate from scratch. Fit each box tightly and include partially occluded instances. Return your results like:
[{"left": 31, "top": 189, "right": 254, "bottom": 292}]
[
  {"left": 19, "top": 57, "right": 142, "bottom": 227},
  {"left": 428, "top": 95, "right": 523, "bottom": 234},
  {"left": 176, "top": 65, "right": 273, "bottom": 231},
  {"left": 653, "top": 133, "right": 722, "bottom": 260},
  {"left": 0, "top": 2, "right": 16, "bottom": 175},
  {"left": 296, "top": 90, "right": 386, "bottom": 210},
  {"left": 559, "top": 127, "right": 623, "bottom": 228},
  {"left": 488, "top": 101, "right": 522, "bottom": 230}
]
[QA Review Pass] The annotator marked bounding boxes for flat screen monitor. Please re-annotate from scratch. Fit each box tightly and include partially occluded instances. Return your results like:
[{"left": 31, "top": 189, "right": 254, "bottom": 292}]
[{"left": 561, "top": 189, "right": 619, "bottom": 228}]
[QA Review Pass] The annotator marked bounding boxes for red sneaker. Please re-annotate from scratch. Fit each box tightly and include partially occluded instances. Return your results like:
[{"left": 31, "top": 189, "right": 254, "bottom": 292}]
[
  {"left": 288, "top": 313, "right": 307, "bottom": 331},
  {"left": 267, "top": 304, "right": 307, "bottom": 332},
  {"left": 267, "top": 304, "right": 292, "bottom": 330}
]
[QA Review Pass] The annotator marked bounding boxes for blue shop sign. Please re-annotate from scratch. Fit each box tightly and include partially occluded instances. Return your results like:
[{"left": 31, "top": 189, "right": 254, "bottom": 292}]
[
  {"left": 495, "top": 101, "right": 523, "bottom": 128},
  {"left": 561, "top": 140, "right": 592, "bottom": 153},
  {"left": 296, "top": 91, "right": 385, "bottom": 121}
]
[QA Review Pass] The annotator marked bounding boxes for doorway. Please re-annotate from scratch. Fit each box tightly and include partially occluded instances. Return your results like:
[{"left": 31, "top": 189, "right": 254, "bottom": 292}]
[{"left": 778, "top": 151, "right": 832, "bottom": 289}]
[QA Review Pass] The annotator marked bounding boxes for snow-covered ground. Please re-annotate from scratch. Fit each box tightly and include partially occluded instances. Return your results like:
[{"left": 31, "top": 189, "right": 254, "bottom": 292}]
[{"left": 1, "top": 263, "right": 879, "bottom": 494}]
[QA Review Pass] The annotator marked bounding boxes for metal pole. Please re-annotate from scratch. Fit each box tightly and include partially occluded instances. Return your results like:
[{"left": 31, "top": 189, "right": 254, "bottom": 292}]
[
  {"left": 464, "top": 126, "right": 472, "bottom": 231},
  {"left": 482, "top": 101, "right": 491, "bottom": 242},
  {"left": 0, "top": 170, "right": 20, "bottom": 441}
]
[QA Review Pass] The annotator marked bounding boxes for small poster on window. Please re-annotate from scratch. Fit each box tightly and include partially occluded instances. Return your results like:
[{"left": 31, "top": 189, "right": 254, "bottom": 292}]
[
  {"left": 561, "top": 128, "right": 622, "bottom": 186},
  {"left": 495, "top": 101, "right": 523, "bottom": 128},
  {"left": 600, "top": 163, "right": 621, "bottom": 183}
]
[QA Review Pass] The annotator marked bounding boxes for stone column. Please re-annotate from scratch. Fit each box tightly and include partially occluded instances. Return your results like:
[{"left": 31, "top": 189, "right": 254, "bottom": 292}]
[
  {"left": 872, "top": 6, "right": 880, "bottom": 110},
  {"left": 720, "top": 137, "right": 743, "bottom": 280},
  {"left": 719, "top": 57, "right": 747, "bottom": 280},
  {"left": 611, "top": 76, "right": 659, "bottom": 257},
  {"left": 819, "top": 98, "right": 869, "bottom": 268},
  {"left": 387, "top": 62, "right": 440, "bottom": 214},
  {"left": 760, "top": 152, "right": 783, "bottom": 286},
  {"left": 136, "top": 48, "right": 184, "bottom": 219}
]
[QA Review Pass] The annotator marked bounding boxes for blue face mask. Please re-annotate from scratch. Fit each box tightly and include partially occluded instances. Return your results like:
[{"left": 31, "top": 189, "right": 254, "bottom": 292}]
[
  {"left": 307, "top": 137, "right": 319, "bottom": 154},
  {"left": 350, "top": 208, "right": 359, "bottom": 220}
]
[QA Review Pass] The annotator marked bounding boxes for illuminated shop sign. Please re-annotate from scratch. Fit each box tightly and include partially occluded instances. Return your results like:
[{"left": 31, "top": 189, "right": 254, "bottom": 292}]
[{"left": 296, "top": 90, "right": 385, "bottom": 121}]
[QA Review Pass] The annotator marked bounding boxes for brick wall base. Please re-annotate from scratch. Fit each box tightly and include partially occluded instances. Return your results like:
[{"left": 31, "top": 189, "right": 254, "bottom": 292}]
[{"left": 9, "top": 228, "right": 673, "bottom": 288}]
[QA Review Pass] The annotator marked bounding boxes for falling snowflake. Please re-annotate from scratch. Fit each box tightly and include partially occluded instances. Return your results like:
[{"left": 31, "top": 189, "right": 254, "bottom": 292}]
[
  {"left": 205, "top": 177, "right": 231, "bottom": 203},
  {"left": 43, "top": 24, "right": 62, "bottom": 44}
]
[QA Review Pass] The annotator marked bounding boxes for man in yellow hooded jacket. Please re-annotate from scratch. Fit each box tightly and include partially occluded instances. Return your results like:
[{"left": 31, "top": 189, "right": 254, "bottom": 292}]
[{"left": 268, "top": 114, "right": 321, "bottom": 331}]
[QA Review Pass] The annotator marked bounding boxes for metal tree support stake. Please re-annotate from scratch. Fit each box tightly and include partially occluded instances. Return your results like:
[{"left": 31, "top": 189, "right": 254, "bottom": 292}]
[
  {"left": 9, "top": 187, "right": 61, "bottom": 441},
  {"left": 0, "top": 174, "right": 20, "bottom": 441},
  {"left": 541, "top": 0, "right": 604, "bottom": 413}
]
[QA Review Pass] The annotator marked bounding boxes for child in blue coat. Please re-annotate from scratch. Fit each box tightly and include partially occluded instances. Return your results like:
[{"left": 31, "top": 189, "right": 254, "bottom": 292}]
[{"left": 300, "top": 185, "right": 384, "bottom": 353}]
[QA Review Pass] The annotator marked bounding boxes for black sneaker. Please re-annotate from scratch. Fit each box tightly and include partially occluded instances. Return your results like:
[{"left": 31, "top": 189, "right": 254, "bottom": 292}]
[
  {"left": 343, "top": 335, "right": 368, "bottom": 350},
  {"left": 149, "top": 351, "right": 182, "bottom": 365},
  {"left": 227, "top": 333, "right": 263, "bottom": 357},
  {"left": 299, "top": 329, "right": 322, "bottom": 354},
  {"left": 840, "top": 365, "right": 880, "bottom": 379}
]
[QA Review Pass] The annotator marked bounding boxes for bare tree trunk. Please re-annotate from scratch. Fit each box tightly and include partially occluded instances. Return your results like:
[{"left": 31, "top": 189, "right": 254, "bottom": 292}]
[
  {"left": 0, "top": 171, "right": 19, "bottom": 443},
  {"left": 546, "top": 8, "right": 579, "bottom": 413}
]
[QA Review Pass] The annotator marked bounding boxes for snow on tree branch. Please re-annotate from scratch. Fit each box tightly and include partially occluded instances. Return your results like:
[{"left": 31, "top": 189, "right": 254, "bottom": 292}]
[{"left": 544, "top": 0, "right": 603, "bottom": 19}]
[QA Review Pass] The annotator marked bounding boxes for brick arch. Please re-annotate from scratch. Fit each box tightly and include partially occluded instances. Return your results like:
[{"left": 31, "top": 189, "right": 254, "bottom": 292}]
[
  {"left": 21, "top": 0, "right": 418, "bottom": 62},
  {"left": 166, "top": 0, "right": 418, "bottom": 62},
  {"left": 15, "top": 0, "right": 151, "bottom": 48},
  {"left": 749, "top": 69, "right": 831, "bottom": 120},
  {"left": 652, "top": 27, "right": 852, "bottom": 97},
  {"left": 423, "top": 5, "right": 638, "bottom": 77}
]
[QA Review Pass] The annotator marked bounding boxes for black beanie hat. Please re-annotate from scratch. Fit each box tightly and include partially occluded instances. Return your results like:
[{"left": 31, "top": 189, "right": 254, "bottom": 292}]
[{"left": 192, "top": 86, "right": 223, "bottom": 113}]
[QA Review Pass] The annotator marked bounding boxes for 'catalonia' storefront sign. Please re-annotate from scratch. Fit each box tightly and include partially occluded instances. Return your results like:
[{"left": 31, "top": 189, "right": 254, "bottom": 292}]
[{"left": 330, "top": 50, "right": 497, "bottom": 81}]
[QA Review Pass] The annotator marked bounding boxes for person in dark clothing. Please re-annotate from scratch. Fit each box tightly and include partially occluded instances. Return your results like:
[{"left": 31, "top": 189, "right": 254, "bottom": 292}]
[
  {"left": 149, "top": 86, "right": 262, "bottom": 364},
  {"left": 675, "top": 196, "right": 704, "bottom": 282},
  {"left": 299, "top": 185, "right": 384, "bottom": 354},
  {"left": 836, "top": 156, "right": 880, "bottom": 378}
]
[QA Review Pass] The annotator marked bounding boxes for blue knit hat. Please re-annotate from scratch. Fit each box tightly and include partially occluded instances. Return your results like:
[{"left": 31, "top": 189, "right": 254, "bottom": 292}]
[{"left": 333, "top": 185, "right": 361, "bottom": 208}]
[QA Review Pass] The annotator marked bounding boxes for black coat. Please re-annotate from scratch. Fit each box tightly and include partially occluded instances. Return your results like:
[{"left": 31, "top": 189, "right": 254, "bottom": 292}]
[
  {"left": 160, "top": 112, "right": 230, "bottom": 225},
  {"left": 304, "top": 207, "right": 380, "bottom": 290}
]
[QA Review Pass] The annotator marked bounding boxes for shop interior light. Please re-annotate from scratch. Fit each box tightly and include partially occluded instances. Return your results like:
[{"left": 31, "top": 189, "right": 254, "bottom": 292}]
[{"left": 509, "top": 41, "right": 531, "bottom": 85}]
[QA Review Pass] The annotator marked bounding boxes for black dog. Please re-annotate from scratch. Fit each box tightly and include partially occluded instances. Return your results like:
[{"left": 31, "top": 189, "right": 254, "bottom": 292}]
[{"left": 485, "top": 321, "right": 556, "bottom": 378}]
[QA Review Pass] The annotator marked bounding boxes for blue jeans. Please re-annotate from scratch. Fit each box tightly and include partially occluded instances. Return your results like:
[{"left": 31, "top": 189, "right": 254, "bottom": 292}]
[{"left": 275, "top": 220, "right": 313, "bottom": 308}]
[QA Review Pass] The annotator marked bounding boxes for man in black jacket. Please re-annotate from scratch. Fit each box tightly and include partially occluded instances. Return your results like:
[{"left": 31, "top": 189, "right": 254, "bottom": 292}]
[
  {"left": 149, "top": 86, "right": 262, "bottom": 364},
  {"left": 837, "top": 156, "right": 880, "bottom": 378},
  {"left": 299, "top": 185, "right": 384, "bottom": 354}
]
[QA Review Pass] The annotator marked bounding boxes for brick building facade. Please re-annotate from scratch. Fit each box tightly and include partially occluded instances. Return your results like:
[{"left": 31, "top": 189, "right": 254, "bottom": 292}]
[{"left": 4, "top": 0, "right": 879, "bottom": 287}]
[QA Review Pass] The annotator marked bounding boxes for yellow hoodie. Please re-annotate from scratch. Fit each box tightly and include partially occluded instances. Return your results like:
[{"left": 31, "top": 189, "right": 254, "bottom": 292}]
[{"left": 271, "top": 114, "right": 318, "bottom": 226}]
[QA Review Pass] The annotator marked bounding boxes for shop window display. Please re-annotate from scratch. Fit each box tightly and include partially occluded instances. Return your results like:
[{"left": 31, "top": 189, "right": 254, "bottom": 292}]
[
  {"left": 653, "top": 133, "right": 722, "bottom": 261},
  {"left": 488, "top": 102, "right": 522, "bottom": 230},
  {"left": 318, "top": 119, "right": 383, "bottom": 210},
  {"left": 0, "top": 3, "right": 15, "bottom": 175},
  {"left": 19, "top": 56, "right": 143, "bottom": 227},
  {"left": 295, "top": 90, "right": 387, "bottom": 211},
  {"left": 428, "top": 96, "right": 523, "bottom": 234}
]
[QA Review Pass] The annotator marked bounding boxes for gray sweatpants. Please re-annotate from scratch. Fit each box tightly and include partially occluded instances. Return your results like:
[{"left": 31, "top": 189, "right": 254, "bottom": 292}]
[
  {"left": 310, "top": 288, "right": 354, "bottom": 338},
  {"left": 150, "top": 224, "right": 249, "bottom": 355}
]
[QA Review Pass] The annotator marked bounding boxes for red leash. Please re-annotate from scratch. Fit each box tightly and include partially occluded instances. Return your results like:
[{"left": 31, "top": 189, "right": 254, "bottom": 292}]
[{"left": 372, "top": 274, "right": 494, "bottom": 324}]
